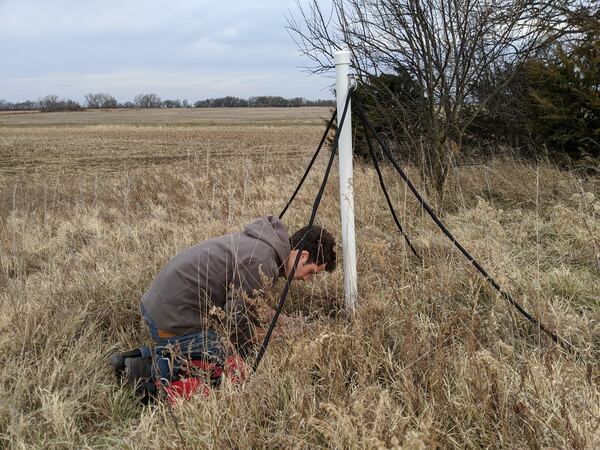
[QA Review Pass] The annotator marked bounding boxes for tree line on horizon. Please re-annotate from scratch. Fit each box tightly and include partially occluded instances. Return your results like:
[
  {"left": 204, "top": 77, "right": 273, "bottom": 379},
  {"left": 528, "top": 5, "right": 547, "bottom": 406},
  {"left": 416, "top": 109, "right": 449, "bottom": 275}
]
[{"left": 0, "top": 93, "right": 335, "bottom": 112}]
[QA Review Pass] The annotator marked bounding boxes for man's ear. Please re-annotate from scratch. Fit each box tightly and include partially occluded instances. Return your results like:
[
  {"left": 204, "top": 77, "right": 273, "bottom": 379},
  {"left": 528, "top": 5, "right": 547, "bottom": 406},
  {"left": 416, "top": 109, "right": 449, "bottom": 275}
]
[{"left": 300, "top": 250, "right": 310, "bottom": 263}]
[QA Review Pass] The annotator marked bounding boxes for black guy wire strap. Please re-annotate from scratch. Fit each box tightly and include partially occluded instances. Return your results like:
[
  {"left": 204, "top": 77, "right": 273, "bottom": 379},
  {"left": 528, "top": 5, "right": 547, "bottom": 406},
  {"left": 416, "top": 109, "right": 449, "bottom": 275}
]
[
  {"left": 352, "top": 90, "right": 580, "bottom": 359},
  {"left": 166, "top": 391, "right": 185, "bottom": 446},
  {"left": 253, "top": 90, "right": 353, "bottom": 373},
  {"left": 279, "top": 108, "right": 337, "bottom": 219},
  {"left": 150, "top": 353, "right": 186, "bottom": 447},
  {"left": 361, "top": 110, "right": 422, "bottom": 262}
]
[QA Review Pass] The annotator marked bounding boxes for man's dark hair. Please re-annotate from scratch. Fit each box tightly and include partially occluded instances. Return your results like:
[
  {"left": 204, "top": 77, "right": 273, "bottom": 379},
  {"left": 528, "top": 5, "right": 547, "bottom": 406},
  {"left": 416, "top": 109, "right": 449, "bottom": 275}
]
[{"left": 290, "top": 225, "right": 336, "bottom": 272}]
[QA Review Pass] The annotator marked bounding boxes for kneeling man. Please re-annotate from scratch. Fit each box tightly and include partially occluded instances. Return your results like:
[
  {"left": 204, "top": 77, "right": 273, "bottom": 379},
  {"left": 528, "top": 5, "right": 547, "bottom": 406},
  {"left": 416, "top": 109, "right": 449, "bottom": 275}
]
[{"left": 111, "top": 215, "right": 336, "bottom": 395}]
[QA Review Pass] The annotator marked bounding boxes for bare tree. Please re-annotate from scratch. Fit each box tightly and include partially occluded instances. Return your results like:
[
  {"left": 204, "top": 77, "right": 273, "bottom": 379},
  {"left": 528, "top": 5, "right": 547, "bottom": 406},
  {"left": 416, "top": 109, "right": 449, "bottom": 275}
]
[
  {"left": 133, "top": 93, "right": 162, "bottom": 108},
  {"left": 85, "top": 93, "right": 118, "bottom": 109},
  {"left": 85, "top": 93, "right": 100, "bottom": 109},
  {"left": 38, "top": 94, "right": 60, "bottom": 111},
  {"left": 288, "top": 0, "right": 572, "bottom": 197}
]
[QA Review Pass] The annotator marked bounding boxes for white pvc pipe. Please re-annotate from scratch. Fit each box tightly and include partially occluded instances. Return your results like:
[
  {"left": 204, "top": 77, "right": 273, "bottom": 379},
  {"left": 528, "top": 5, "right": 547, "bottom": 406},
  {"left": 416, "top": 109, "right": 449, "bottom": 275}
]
[{"left": 334, "top": 49, "right": 358, "bottom": 310}]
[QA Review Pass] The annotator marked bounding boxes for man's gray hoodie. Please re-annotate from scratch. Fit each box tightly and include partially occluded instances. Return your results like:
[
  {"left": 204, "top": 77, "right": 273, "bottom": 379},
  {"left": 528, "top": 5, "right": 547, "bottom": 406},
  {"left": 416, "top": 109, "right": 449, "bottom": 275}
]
[{"left": 141, "top": 216, "right": 291, "bottom": 342}]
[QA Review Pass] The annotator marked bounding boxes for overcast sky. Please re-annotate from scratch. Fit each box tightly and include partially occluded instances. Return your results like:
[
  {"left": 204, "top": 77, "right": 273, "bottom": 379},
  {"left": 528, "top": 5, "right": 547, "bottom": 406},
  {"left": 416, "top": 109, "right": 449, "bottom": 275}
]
[{"left": 0, "top": 0, "right": 335, "bottom": 103}]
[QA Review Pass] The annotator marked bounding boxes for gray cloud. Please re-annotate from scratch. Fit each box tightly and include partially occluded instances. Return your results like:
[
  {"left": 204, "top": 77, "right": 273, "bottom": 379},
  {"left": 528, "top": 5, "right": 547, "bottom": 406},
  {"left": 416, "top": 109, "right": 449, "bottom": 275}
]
[{"left": 0, "top": 0, "right": 334, "bottom": 102}]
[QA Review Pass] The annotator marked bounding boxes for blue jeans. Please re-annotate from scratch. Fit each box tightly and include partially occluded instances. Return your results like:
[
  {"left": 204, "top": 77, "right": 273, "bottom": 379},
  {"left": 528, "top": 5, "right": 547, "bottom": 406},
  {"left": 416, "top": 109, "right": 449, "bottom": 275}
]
[{"left": 140, "top": 304, "right": 225, "bottom": 382}]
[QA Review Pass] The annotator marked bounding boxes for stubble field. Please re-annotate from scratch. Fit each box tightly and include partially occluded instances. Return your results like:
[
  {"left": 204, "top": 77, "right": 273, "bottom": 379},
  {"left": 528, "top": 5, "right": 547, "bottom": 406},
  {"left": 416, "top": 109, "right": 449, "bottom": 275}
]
[{"left": 0, "top": 107, "right": 599, "bottom": 449}]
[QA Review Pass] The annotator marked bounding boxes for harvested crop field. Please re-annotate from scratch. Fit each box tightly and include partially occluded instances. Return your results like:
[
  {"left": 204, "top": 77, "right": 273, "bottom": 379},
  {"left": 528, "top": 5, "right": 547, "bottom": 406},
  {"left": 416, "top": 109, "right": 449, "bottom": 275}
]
[
  {"left": 0, "top": 108, "right": 599, "bottom": 448},
  {"left": 0, "top": 107, "right": 328, "bottom": 181}
]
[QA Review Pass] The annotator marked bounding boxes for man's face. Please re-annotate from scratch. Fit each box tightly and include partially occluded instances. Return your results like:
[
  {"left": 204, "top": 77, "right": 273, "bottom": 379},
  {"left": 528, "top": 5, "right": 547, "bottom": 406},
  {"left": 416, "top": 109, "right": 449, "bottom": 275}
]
[{"left": 288, "top": 250, "right": 327, "bottom": 281}]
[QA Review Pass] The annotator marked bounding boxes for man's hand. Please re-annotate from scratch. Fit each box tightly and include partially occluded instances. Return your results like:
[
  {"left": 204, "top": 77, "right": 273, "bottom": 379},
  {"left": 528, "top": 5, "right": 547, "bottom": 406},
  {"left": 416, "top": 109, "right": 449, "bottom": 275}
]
[
  {"left": 253, "top": 308, "right": 312, "bottom": 345},
  {"left": 253, "top": 306, "right": 289, "bottom": 344},
  {"left": 254, "top": 325, "right": 268, "bottom": 344}
]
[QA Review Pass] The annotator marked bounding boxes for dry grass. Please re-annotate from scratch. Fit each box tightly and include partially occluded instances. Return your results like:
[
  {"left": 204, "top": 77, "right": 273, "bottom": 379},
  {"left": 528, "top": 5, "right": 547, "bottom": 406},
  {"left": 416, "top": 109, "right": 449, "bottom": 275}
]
[{"left": 0, "top": 108, "right": 599, "bottom": 449}]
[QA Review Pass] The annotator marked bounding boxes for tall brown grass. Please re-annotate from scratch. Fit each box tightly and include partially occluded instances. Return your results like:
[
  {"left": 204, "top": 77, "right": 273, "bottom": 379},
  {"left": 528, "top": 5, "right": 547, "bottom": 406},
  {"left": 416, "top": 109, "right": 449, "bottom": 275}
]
[{"left": 0, "top": 109, "right": 598, "bottom": 448}]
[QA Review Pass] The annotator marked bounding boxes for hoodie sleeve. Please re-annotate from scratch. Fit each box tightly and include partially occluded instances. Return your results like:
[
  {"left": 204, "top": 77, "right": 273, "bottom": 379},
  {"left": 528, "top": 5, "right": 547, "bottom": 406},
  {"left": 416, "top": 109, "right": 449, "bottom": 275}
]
[{"left": 224, "top": 253, "right": 280, "bottom": 356}]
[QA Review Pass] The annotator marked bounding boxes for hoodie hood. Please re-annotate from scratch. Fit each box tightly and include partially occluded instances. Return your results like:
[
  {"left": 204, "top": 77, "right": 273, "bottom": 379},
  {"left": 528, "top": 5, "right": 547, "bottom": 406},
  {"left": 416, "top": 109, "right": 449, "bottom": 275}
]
[{"left": 244, "top": 215, "right": 291, "bottom": 270}]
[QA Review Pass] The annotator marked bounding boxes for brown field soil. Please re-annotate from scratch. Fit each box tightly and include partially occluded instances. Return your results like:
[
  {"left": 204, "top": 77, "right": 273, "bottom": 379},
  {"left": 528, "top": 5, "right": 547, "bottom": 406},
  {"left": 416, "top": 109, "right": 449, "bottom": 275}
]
[
  {"left": 0, "top": 108, "right": 599, "bottom": 448},
  {"left": 0, "top": 107, "right": 329, "bottom": 126}
]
